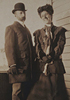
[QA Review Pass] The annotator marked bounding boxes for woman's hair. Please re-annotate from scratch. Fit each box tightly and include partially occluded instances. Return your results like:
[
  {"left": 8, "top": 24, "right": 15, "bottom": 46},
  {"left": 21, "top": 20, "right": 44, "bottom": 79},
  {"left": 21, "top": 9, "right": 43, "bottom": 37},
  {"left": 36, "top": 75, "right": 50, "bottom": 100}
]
[{"left": 37, "top": 4, "right": 54, "bottom": 16}]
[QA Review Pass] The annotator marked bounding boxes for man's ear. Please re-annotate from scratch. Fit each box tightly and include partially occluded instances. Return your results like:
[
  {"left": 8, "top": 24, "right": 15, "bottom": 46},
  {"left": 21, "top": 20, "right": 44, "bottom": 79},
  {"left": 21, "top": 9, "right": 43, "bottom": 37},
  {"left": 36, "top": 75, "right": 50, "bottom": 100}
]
[{"left": 14, "top": 12, "right": 16, "bottom": 17}]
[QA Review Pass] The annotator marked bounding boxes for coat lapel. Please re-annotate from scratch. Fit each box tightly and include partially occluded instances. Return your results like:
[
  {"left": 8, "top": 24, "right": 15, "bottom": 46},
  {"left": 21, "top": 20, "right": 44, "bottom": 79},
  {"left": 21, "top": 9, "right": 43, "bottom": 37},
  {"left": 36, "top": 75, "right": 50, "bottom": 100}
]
[
  {"left": 51, "top": 25, "right": 63, "bottom": 42},
  {"left": 13, "top": 21, "right": 29, "bottom": 37},
  {"left": 14, "top": 21, "right": 26, "bottom": 30},
  {"left": 38, "top": 28, "right": 46, "bottom": 45}
]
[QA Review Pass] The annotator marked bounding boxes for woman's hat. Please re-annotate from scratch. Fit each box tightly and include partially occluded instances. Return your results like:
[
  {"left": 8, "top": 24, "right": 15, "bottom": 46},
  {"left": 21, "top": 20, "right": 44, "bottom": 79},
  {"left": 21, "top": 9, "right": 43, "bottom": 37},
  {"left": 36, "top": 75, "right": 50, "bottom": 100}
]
[{"left": 12, "top": 3, "right": 27, "bottom": 14}]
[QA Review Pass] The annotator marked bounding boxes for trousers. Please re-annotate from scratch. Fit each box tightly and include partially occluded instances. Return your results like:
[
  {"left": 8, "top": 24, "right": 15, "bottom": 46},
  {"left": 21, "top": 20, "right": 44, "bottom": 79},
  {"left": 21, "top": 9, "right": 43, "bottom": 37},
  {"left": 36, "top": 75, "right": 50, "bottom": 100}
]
[{"left": 12, "top": 81, "right": 32, "bottom": 100}]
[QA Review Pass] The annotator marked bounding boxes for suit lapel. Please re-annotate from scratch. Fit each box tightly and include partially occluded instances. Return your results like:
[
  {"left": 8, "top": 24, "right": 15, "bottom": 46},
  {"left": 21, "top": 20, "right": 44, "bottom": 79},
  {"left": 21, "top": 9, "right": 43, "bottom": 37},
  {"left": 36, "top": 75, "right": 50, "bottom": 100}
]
[
  {"left": 13, "top": 21, "right": 29, "bottom": 37},
  {"left": 14, "top": 21, "right": 26, "bottom": 30}
]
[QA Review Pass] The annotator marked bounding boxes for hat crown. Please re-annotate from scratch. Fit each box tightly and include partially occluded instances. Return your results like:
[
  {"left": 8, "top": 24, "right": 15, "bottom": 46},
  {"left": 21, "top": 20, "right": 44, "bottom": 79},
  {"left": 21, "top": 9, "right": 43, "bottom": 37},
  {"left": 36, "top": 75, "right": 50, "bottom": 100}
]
[
  {"left": 12, "top": 3, "right": 26, "bottom": 14},
  {"left": 14, "top": 3, "right": 25, "bottom": 10}
]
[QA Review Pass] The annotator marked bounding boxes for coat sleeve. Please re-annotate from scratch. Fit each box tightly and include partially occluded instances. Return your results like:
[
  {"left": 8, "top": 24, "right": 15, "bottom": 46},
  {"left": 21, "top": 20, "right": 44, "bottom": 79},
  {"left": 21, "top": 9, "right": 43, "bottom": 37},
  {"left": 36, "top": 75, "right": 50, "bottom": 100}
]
[
  {"left": 33, "top": 30, "right": 40, "bottom": 58},
  {"left": 50, "top": 28, "right": 67, "bottom": 59},
  {"left": 33, "top": 30, "right": 43, "bottom": 59},
  {"left": 33, "top": 30, "right": 46, "bottom": 59},
  {"left": 5, "top": 26, "right": 17, "bottom": 67}
]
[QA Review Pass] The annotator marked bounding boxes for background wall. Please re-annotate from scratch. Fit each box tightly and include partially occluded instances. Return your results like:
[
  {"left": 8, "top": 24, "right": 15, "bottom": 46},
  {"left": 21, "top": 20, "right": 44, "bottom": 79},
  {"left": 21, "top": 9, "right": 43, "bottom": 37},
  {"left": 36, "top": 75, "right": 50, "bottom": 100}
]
[{"left": 53, "top": 0, "right": 70, "bottom": 99}]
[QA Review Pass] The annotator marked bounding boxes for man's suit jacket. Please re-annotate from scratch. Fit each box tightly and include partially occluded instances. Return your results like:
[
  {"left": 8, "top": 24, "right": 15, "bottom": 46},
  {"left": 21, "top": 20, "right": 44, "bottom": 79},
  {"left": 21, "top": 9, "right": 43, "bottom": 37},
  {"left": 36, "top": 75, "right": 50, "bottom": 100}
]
[
  {"left": 5, "top": 21, "right": 33, "bottom": 83},
  {"left": 33, "top": 24, "right": 67, "bottom": 75}
]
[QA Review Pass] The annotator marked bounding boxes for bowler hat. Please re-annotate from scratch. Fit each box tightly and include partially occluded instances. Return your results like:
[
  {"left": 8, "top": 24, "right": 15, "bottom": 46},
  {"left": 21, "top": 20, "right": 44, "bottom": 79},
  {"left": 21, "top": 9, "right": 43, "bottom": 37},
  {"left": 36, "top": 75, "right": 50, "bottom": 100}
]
[{"left": 12, "top": 3, "right": 27, "bottom": 14}]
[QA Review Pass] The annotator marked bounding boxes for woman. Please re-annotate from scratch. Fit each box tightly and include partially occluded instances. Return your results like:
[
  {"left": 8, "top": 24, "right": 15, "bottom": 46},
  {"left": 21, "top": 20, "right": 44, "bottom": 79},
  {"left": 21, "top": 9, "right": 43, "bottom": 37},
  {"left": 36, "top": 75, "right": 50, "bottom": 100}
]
[{"left": 28, "top": 4, "right": 69, "bottom": 100}]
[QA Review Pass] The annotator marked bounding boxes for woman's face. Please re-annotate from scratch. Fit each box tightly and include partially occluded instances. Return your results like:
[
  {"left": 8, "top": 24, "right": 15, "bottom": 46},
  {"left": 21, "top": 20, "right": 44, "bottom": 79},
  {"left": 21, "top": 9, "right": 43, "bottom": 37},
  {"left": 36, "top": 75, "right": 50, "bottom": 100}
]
[{"left": 40, "top": 11, "right": 52, "bottom": 24}]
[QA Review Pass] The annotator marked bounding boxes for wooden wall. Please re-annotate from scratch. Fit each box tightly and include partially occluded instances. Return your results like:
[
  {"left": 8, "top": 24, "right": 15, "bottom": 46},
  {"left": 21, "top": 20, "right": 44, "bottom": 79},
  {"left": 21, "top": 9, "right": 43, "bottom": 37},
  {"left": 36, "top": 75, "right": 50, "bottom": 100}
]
[{"left": 52, "top": 0, "right": 70, "bottom": 99}]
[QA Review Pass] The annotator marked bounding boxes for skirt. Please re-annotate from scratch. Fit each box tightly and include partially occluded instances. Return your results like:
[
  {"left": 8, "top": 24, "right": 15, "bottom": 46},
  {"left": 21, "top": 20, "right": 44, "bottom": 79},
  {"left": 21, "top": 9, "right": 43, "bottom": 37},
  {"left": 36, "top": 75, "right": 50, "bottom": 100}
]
[
  {"left": 27, "top": 73, "right": 52, "bottom": 100},
  {"left": 27, "top": 73, "right": 69, "bottom": 100}
]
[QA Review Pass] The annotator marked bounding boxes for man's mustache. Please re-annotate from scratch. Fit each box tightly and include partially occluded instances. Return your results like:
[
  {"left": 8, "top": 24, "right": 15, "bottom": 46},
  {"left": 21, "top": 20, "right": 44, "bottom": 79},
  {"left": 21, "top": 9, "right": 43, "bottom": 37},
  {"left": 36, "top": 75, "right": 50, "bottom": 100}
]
[
  {"left": 22, "top": 16, "right": 26, "bottom": 19},
  {"left": 22, "top": 16, "right": 26, "bottom": 20}
]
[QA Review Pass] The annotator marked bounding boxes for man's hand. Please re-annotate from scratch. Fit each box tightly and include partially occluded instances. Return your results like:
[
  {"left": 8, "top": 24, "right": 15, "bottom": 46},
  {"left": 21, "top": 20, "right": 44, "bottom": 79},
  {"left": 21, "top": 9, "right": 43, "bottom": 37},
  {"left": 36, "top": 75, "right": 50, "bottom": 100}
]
[{"left": 7, "top": 66, "right": 18, "bottom": 74}]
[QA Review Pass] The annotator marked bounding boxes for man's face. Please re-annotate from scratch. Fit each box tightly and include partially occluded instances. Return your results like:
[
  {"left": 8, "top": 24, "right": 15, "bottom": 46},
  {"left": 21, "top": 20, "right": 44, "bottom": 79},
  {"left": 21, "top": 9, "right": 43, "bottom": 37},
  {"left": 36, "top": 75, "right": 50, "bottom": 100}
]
[
  {"left": 40, "top": 11, "right": 52, "bottom": 24},
  {"left": 14, "top": 11, "right": 26, "bottom": 22}
]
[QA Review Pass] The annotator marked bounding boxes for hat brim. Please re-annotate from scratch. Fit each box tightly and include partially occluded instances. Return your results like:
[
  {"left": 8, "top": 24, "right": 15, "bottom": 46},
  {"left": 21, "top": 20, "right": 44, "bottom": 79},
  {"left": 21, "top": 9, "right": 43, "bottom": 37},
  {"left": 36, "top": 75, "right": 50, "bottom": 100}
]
[{"left": 12, "top": 9, "right": 27, "bottom": 14}]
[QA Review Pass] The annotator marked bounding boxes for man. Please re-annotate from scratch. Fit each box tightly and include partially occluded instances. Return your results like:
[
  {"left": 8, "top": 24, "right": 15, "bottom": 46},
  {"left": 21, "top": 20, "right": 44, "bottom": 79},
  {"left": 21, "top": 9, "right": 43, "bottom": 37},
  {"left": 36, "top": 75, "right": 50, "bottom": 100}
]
[
  {"left": 5, "top": 3, "right": 33, "bottom": 100},
  {"left": 27, "top": 4, "right": 69, "bottom": 100}
]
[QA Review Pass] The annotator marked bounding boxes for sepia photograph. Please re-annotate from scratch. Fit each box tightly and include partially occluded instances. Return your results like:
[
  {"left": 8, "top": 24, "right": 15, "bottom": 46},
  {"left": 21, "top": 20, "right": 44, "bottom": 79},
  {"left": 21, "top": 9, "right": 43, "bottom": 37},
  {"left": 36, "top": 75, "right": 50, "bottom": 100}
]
[{"left": 0, "top": 0, "right": 70, "bottom": 100}]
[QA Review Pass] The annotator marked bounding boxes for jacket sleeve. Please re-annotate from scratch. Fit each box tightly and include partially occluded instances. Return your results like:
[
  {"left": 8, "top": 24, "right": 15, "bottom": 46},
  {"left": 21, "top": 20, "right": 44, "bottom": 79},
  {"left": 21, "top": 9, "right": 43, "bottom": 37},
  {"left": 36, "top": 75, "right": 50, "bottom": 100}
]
[
  {"left": 33, "top": 30, "right": 40, "bottom": 58},
  {"left": 33, "top": 30, "right": 47, "bottom": 60},
  {"left": 5, "top": 26, "right": 17, "bottom": 67},
  {"left": 50, "top": 28, "right": 67, "bottom": 59}
]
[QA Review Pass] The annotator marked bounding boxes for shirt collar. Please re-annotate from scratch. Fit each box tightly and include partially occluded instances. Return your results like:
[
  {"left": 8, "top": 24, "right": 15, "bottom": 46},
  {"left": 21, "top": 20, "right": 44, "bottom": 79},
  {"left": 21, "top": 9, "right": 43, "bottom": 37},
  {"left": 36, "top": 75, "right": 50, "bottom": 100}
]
[
  {"left": 45, "top": 24, "right": 51, "bottom": 27},
  {"left": 43, "top": 22, "right": 53, "bottom": 32},
  {"left": 16, "top": 19, "right": 25, "bottom": 27}
]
